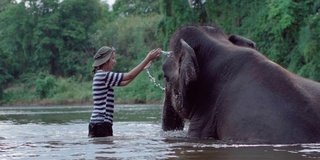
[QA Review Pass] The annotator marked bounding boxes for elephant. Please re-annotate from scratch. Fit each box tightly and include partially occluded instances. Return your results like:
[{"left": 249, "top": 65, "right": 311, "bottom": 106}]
[{"left": 161, "top": 25, "right": 320, "bottom": 144}]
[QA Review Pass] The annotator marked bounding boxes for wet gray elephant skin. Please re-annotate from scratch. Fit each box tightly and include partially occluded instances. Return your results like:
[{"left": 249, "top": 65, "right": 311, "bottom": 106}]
[{"left": 161, "top": 25, "right": 320, "bottom": 144}]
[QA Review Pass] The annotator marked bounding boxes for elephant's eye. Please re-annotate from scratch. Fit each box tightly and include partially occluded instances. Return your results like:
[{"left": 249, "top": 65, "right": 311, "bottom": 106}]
[{"left": 164, "top": 75, "right": 168, "bottom": 82}]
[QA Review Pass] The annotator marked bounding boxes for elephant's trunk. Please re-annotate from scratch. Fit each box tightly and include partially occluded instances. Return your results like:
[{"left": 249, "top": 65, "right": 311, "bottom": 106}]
[{"left": 162, "top": 93, "right": 184, "bottom": 131}]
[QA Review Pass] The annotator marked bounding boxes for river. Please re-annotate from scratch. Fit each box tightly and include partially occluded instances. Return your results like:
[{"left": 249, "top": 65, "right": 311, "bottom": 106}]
[{"left": 0, "top": 105, "right": 319, "bottom": 159}]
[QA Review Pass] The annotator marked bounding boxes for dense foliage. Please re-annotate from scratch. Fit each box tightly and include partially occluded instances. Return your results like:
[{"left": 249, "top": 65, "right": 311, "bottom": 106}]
[{"left": 0, "top": 0, "right": 319, "bottom": 105}]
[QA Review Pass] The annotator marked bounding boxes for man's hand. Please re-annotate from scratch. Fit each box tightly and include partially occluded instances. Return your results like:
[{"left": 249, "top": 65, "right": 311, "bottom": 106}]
[{"left": 147, "top": 48, "right": 162, "bottom": 61}]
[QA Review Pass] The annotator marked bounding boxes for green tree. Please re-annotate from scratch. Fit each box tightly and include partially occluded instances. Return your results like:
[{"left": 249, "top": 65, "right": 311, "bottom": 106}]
[
  {"left": 89, "top": 14, "right": 163, "bottom": 71},
  {"left": 203, "top": 0, "right": 320, "bottom": 81},
  {"left": 36, "top": 72, "right": 56, "bottom": 99},
  {"left": 2, "top": 0, "right": 320, "bottom": 105},
  {"left": 88, "top": 0, "right": 165, "bottom": 102},
  {"left": 57, "top": 0, "right": 103, "bottom": 77},
  {"left": 0, "top": 2, "right": 30, "bottom": 77},
  {"left": 113, "top": 0, "right": 160, "bottom": 17},
  {"left": 0, "top": 0, "right": 104, "bottom": 77},
  {"left": 0, "top": 1, "right": 18, "bottom": 101},
  {"left": 251, "top": 0, "right": 320, "bottom": 81},
  {"left": 158, "top": 0, "right": 204, "bottom": 48},
  {"left": 30, "top": 0, "right": 61, "bottom": 75},
  {"left": 295, "top": 1, "right": 320, "bottom": 80},
  {"left": 0, "top": 0, "right": 15, "bottom": 12}
]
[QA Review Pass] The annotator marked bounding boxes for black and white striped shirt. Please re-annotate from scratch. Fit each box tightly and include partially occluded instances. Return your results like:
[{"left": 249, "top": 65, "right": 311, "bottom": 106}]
[{"left": 90, "top": 70, "right": 124, "bottom": 124}]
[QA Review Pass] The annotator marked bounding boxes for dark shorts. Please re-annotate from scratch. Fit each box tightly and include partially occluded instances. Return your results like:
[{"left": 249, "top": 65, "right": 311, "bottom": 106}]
[{"left": 88, "top": 122, "right": 113, "bottom": 137}]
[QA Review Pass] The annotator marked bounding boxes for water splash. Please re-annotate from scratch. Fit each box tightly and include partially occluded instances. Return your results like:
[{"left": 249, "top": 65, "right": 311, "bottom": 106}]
[
  {"left": 145, "top": 51, "right": 171, "bottom": 90},
  {"left": 146, "top": 69, "right": 165, "bottom": 91},
  {"left": 161, "top": 51, "right": 172, "bottom": 57}
]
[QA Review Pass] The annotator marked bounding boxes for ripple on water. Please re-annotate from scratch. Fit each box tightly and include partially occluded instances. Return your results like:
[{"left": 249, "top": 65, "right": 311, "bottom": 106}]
[{"left": 1, "top": 105, "right": 320, "bottom": 159}]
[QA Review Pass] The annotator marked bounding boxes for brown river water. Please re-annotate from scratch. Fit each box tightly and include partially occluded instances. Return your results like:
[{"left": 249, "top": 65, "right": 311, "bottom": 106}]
[{"left": 0, "top": 104, "right": 319, "bottom": 159}]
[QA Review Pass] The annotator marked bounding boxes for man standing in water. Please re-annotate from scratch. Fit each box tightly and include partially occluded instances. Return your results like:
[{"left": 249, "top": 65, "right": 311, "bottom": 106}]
[{"left": 89, "top": 46, "right": 162, "bottom": 137}]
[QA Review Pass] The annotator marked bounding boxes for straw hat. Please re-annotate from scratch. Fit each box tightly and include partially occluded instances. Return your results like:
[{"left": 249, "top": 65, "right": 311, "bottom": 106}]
[{"left": 92, "top": 46, "right": 115, "bottom": 67}]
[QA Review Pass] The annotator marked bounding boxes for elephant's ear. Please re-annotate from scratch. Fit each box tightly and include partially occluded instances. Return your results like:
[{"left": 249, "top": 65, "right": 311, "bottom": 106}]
[{"left": 179, "top": 39, "right": 199, "bottom": 86}]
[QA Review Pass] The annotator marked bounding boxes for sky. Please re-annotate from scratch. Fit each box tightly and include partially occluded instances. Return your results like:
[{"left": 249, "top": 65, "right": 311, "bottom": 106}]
[{"left": 104, "top": 0, "right": 115, "bottom": 6}]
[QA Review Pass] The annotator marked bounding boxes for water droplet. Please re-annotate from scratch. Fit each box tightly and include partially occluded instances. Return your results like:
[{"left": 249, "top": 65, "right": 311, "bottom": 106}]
[{"left": 146, "top": 69, "right": 165, "bottom": 91}]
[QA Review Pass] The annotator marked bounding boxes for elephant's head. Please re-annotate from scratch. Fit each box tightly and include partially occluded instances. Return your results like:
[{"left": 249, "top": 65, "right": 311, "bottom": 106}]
[
  {"left": 161, "top": 38, "right": 200, "bottom": 131},
  {"left": 161, "top": 25, "right": 257, "bottom": 131}
]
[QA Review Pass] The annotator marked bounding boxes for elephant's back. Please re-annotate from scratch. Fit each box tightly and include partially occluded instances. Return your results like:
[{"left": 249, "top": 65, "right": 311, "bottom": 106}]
[
  {"left": 295, "top": 75, "right": 320, "bottom": 100},
  {"left": 215, "top": 57, "right": 320, "bottom": 144}
]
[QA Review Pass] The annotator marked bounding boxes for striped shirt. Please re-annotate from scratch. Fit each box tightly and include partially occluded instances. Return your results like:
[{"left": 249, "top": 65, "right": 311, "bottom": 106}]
[{"left": 90, "top": 70, "right": 124, "bottom": 124}]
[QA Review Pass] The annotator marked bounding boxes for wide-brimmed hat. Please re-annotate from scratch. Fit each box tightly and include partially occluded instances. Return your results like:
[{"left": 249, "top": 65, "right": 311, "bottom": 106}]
[{"left": 92, "top": 46, "right": 115, "bottom": 67}]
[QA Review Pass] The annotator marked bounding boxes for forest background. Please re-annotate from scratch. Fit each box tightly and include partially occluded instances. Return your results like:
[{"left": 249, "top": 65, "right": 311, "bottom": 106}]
[{"left": 0, "top": 0, "right": 319, "bottom": 106}]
